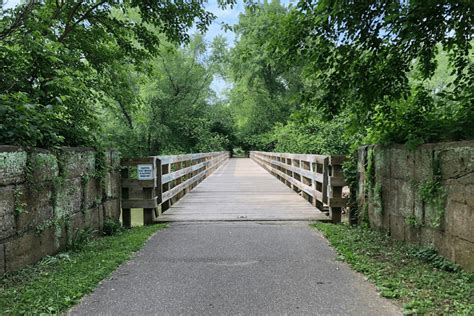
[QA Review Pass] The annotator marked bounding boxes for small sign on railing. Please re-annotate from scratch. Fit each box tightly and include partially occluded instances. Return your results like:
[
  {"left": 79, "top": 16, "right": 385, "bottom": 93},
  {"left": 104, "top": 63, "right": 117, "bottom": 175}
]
[{"left": 137, "top": 164, "right": 154, "bottom": 180}]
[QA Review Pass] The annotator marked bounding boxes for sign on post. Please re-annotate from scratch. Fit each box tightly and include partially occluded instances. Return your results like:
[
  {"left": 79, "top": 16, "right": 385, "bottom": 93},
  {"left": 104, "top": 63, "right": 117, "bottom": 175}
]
[{"left": 137, "top": 164, "right": 154, "bottom": 180}]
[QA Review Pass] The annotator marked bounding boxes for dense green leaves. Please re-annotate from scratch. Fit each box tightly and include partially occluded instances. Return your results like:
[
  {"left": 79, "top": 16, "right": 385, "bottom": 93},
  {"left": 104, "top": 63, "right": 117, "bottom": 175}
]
[
  {"left": 224, "top": 0, "right": 473, "bottom": 154},
  {"left": 1, "top": 0, "right": 472, "bottom": 155},
  {"left": 0, "top": 1, "right": 235, "bottom": 154}
]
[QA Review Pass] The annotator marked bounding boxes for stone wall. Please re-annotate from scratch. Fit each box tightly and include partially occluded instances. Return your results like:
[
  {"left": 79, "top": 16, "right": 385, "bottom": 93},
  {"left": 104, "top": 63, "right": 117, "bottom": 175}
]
[
  {"left": 0, "top": 146, "right": 121, "bottom": 274},
  {"left": 357, "top": 140, "right": 473, "bottom": 271}
]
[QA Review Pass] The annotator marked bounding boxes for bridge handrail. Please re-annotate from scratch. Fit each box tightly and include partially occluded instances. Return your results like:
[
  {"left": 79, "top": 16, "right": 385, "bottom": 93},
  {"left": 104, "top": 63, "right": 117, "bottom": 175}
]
[
  {"left": 249, "top": 151, "right": 347, "bottom": 223},
  {"left": 120, "top": 151, "right": 230, "bottom": 226}
]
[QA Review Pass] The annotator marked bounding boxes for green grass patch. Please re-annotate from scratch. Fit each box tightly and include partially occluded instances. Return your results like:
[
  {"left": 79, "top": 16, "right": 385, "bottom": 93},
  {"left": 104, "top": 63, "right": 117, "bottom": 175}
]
[
  {"left": 312, "top": 223, "right": 474, "bottom": 315},
  {"left": 0, "top": 224, "right": 166, "bottom": 314}
]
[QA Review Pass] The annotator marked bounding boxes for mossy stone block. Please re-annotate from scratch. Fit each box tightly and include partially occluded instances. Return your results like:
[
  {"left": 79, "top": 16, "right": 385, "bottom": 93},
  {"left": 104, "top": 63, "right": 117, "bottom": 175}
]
[
  {"left": 0, "top": 148, "right": 27, "bottom": 185},
  {"left": 0, "top": 186, "right": 16, "bottom": 240}
]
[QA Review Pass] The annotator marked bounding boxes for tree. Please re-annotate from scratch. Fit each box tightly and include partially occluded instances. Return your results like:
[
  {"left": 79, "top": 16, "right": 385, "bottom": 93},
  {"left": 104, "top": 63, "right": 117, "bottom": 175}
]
[{"left": 0, "top": 0, "right": 234, "bottom": 148}]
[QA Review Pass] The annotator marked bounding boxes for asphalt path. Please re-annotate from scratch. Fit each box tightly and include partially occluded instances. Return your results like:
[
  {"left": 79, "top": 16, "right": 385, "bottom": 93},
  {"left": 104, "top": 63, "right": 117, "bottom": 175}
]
[{"left": 70, "top": 221, "right": 400, "bottom": 315}]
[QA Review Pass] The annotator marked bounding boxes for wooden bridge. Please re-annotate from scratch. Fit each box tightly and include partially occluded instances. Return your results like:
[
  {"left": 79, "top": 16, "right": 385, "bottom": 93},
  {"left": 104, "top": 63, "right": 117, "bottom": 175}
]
[{"left": 120, "top": 151, "right": 347, "bottom": 225}]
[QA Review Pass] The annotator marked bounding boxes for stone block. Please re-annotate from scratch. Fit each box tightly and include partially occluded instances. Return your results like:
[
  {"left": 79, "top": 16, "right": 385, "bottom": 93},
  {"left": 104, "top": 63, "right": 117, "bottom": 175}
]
[
  {"left": 83, "top": 178, "right": 100, "bottom": 209},
  {"left": 374, "top": 146, "right": 390, "bottom": 178},
  {"left": 419, "top": 227, "right": 436, "bottom": 246},
  {"left": 54, "top": 178, "right": 83, "bottom": 217},
  {"left": 98, "top": 205, "right": 104, "bottom": 230},
  {"left": 389, "top": 178, "right": 415, "bottom": 217},
  {"left": 84, "top": 206, "right": 102, "bottom": 231},
  {"left": 105, "top": 171, "right": 120, "bottom": 199},
  {"left": 389, "top": 214, "right": 405, "bottom": 241},
  {"left": 4, "top": 226, "right": 62, "bottom": 272},
  {"left": 15, "top": 183, "right": 54, "bottom": 233},
  {"left": 28, "top": 150, "right": 58, "bottom": 182},
  {"left": 68, "top": 212, "right": 85, "bottom": 235},
  {"left": 103, "top": 199, "right": 120, "bottom": 220},
  {"left": 0, "top": 244, "right": 5, "bottom": 274},
  {"left": 58, "top": 148, "right": 96, "bottom": 178},
  {"left": 452, "top": 237, "right": 474, "bottom": 272},
  {"left": 0, "top": 186, "right": 16, "bottom": 240},
  {"left": 405, "top": 224, "right": 422, "bottom": 245},
  {"left": 436, "top": 143, "right": 473, "bottom": 182},
  {"left": 413, "top": 145, "right": 434, "bottom": 183},
  {"left": 444, "top": 197, "right": 473, "bottom": 243},
  {"left": 0, "top": 147, "right": 27, "bottom": 185},
  {"left": 389, "top": 147, "right": 414, "bottom": 180},
  {"left": 433, "top": 231, "right": 454, "bottom": 263}
]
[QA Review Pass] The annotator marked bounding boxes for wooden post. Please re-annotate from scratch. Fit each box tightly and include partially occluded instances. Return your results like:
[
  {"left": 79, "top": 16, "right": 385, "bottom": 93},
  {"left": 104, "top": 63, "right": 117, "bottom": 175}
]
[
  {"left": 161, "top": 163, "right": 171, "bottom": 212},
  {"left": 143, "top": 208, "right": 154, "bottom": 225},
  {"left": 330, "top": 207, "right": 342, "bottom": 223},
  {"left": 154, "top": 158, "right": 162, "bottom": 217},
  {"left": 121, "top": 166, "right": 131, "bottom": 228},
  {"left": 143, "top": 187, "right": 154, "bottom": 225},
  {"left": 122, "top": 208, "right": 131, "bottom": 228}
]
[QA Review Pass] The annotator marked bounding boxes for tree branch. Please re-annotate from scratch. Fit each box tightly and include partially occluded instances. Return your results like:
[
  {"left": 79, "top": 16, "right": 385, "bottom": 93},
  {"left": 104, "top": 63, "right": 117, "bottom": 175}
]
[{"left": 58, "top": 0, "right": 107, "bottom": 42}]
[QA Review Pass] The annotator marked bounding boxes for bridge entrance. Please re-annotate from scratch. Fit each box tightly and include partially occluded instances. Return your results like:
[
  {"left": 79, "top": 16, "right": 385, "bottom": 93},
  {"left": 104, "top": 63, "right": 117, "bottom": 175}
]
[{"left": 120, "top": 151, "right": 346, "bottom": 225}]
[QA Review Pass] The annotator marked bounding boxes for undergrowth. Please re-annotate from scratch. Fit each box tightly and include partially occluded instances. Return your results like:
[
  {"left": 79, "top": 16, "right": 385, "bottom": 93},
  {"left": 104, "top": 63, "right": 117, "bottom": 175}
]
[
  {"left": 0, "top": 224, "right": 166, "bottom": 314},
  {"left": 313, "top": 223, "right": 474, "bottom": 315}
]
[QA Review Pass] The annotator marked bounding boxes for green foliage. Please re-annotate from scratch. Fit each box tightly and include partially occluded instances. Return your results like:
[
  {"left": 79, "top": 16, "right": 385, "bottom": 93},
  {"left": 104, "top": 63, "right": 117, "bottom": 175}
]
[
  {"left": 411, "top": 247, "right": 462, "bottom": 273},
  {"left": 222, "top": 0, "right": 473, "bottom": 154},
  {"left": 342, "top": 152, "right": 358, "bottom": 224},
  {"left": 372, "top": 183, "right": 383, "bottom": 215},
  {"left": 13, "top": 186, "right": 26, "bottom": 217},
  {"left": 67, "top": 227, "right": 95, "bottom": 251},
  {"left": 405, "top": 214, "right": 422, "bottom": 229},
  {"left": 99, "top": 35, "right": 235, "bottom": 156},
  {"left": 419, "top": 180, "right": 447, "bottom": 228},
  {"left": 0, "top": 224, "right": 166, "bottom": 314},
  {"left": 102, "top": 218, "right": 123, "bottom": 236},
  {"left": 419, "top": 156, "right": 447, "bottom": 228},
  {"left": 0, "top": 1, "right": 236, "bottom": 152},
  {"left": 313, "top": 223, "right": 474, "bottom": 315}
]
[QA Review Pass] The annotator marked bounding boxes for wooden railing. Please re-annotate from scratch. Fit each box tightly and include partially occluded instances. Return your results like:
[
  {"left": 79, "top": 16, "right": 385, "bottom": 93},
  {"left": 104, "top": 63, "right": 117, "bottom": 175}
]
[
  {"left": 250, "top": 151, "right": 347, "bottom": 223},
  {"left": 121, "top": 151, "right": 229, "bottom": 226}
]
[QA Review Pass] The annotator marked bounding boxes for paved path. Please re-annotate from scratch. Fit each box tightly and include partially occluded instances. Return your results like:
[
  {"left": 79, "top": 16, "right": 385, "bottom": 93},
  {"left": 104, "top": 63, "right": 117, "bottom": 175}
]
[
  {"left": 71, "top": 222, "right": 400, "bottom": 315},
  {"left": 157, "top": 158, "right": 329, "bottom": 222},
  {"left": 70, "top": 158, "right": 400, "bottom": 315}
]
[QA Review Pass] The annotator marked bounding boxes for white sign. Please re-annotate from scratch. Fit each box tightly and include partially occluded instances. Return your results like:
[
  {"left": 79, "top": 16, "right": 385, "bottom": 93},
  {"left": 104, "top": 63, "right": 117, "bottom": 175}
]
[{"left": 137, "top": 164, "right": 154, "bottom": 180}]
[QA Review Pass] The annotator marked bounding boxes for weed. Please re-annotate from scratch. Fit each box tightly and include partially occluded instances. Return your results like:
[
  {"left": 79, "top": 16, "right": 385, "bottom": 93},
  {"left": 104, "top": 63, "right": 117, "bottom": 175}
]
[
  {"left": 0, "top": 224, "right": 166, "bottom": 314},
  {"left": 419, "top": 179, "right": 446, "bottom": 228},
  {"left": 13, "top": 186, "right": 27, "bottom": 217},
  {"left": 67, "top": 227, "right": 95, "bottom": 251},
  {"left": 102, "top": 218, "right": 123, "bottom": 236},
  {"left": 312, "top": 222, "right": 474, "bottom": 315},
  {"left": 405, "top": 214, "right": 422, "bottom": 228}
]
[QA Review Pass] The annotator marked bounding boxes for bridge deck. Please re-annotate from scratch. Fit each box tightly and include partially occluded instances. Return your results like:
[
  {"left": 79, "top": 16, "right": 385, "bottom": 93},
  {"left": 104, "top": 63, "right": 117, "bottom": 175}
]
[{"left": 157, "top": 158, "right": 329, "bottom": 221}]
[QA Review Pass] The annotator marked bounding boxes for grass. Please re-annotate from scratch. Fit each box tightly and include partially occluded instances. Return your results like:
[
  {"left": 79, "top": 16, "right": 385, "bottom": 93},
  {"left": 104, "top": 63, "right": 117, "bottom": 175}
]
[
  {"left": 312, "top": 222, "right": 474, "bottom": 315},
  {"left": 0, "top": 224, "right": 166, "bottom": 314}
]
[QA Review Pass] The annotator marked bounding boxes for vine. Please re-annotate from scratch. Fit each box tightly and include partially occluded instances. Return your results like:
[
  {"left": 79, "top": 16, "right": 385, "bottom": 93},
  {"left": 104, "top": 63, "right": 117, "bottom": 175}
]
[
  {"left": 94, "top": 150, "right": 108, "bottom": 201},
  {"left": 405, "top": 214, "right": 422, "bottom": 228},
  {"left": 13, "top": 186, "right": 27, "bottom": 218},
  {"left": 418, "top": 154, "right": 446, "bottom": 229},
  {"left": 372, "top": 182, "right": 383, "bottom": 215},
  {"left": 342, "top": 151, "right": 358, "bottom": 225}
]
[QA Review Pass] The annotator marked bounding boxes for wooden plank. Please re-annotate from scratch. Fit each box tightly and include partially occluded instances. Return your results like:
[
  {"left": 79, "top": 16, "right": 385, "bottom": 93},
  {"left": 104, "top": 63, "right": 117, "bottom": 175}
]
[
  {"left": 328, "top": 176, "right": 346, "bottom": 187},
  {"left": 121, "top": 157, "right": 155, "bottom": 166},
  {"left": 121, "top": 198, "right": 158, "bottom": 209},
  {"left": 158, "top": 151, "right": 227, "bottom": 165},
  {"left": 251, "top": 151, "right": 327, "bottom": 164},
  {"left": 157, "top": 158, "right": 329, "bottom": 222},
  {"left": 162, "top": 169, "right": 207, "bottom": 202},
  {"left": 121, "top": 179, "right": 155, "bottom": 188}
]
